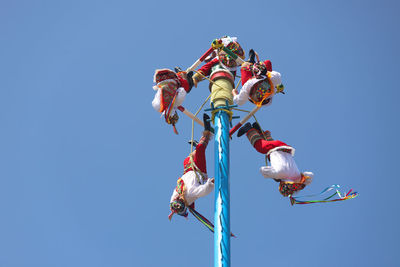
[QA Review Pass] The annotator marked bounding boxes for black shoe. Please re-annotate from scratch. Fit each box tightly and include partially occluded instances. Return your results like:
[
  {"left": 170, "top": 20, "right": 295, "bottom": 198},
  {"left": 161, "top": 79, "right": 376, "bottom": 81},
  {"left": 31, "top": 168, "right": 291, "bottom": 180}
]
[
  {"left": 203, "top": 113, "right": 211, "bottom": 132},
  {"left": 187, "top": 71, "right": 194, "bottom": 92},
  {"left": 252, "top": 122, "right": 262, "bottom": 133},
  {"left": 188, "top": 140, "right": 198, "bottom": 147},
  {"left": 248, "top": 49, "right": 256, "bottom": 63},
  {"left": 237, "top": 122, "right": 252, "bottom": 137}
]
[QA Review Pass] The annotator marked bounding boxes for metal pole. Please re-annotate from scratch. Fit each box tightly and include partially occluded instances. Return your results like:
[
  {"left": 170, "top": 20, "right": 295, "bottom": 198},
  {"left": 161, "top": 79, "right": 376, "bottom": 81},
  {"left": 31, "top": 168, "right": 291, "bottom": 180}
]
[{"left": 214, "top": 110, "right": 230, "bottom": 267}]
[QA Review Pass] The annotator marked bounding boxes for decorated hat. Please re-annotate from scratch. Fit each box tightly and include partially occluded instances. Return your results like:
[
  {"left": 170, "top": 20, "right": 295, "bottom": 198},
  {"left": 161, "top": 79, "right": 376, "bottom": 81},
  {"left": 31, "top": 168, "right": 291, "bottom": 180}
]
[
  {"left": 248, "top": 79, "right": 274, "bottom": 106},
  {"left": 153, "top": 69, "right": 179, "bottom": 84},
  {"left": 220, "top": 36, "right": 245, "bottom": 60}
]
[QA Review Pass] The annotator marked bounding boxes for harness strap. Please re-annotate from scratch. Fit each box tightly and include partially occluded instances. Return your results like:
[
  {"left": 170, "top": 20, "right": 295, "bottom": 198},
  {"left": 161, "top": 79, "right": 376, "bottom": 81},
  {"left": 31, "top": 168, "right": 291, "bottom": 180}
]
[{"left": 175, "top": 178, "right": 188, "bottom": 206}]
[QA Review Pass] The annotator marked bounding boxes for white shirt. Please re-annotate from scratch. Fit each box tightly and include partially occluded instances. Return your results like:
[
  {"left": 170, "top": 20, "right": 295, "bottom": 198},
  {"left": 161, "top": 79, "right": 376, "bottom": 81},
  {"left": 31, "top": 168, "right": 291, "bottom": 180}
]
[
  {"left": 260, "top": 150, "right": 302, "bottom": 182},
  {"left": 170, "top": 171, "right": 214, "bottom": 206}
]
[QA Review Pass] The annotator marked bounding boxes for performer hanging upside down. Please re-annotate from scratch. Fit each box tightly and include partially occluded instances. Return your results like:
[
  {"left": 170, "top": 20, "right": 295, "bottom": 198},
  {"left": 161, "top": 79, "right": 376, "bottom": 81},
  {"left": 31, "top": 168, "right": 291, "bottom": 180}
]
[
  {"left": 152, "top": 68, "right": 194, "bottom": 134},
  {"left": 169, "top": 114, "right": 214, "bottom": 220},
  {"left": 237, "top": 122, "right": 314, "bottom": 197},
  {"left": 232, "top": 49, "right": 284, "bottom": 107}
]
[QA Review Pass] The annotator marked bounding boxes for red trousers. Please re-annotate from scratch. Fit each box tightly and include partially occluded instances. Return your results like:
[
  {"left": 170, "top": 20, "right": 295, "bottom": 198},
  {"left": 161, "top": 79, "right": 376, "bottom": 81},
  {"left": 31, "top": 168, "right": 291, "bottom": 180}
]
[
  {"left": 183, "top": 141, "right": 207, "bottom": 174},
  {"left": 253, "top": 139, "right": 288, "bottom": 155}
]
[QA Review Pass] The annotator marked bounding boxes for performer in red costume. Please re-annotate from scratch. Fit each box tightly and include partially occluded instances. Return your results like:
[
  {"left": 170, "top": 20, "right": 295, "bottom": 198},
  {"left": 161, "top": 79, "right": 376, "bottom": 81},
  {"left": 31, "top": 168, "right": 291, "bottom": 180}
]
[
  {"left": 169, "top": 114, "right": 214, "bottom": 219},
  {"left": 237, "top": 122, "right": 313, "bottom": 197},
  {"left": 152, "top": 68, "right": 193, "bottom": 110},
  {"left": 233, "top": 49, "right": 284, "bottom": 107},
  {"left": 152, "top": 68, "right": 194, "bottom": 133}
]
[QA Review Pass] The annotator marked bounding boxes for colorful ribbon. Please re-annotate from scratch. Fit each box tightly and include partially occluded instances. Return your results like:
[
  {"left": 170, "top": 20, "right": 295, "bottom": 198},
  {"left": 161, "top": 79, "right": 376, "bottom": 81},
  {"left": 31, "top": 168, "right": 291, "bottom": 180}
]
[
  {"left": 289, "top": 185, "right": 358, "bottom": 205},
  {"left": 188, "top": 206, "right": 235, "bottom": 237},
  {"left": 164, "top": 90, "right": 179, "bottom": 134}
]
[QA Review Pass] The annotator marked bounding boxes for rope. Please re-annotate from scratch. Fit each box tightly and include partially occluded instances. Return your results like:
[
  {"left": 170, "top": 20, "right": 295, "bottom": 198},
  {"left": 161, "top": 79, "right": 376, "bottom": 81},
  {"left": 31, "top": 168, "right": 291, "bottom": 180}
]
[
  {"left": 193, "top": 69, "right": 227, "bottom": 92},
  {"left": 188, "top": 73, "right": 216, "bottom": 182},
  {"left": 189, "top": 86, "right": 212, "bottom": 155},
  {"left": 235, "top": 78, "right": 242, "bottom": 91},
  {"left": 189, "top": 68, "right": 232, "bottom": 155},
  {"left": 211, "top": 108, "right": 233, "bottom": 124},
  {"left": 231, "top": 107, "right": 261, "bottom": 126}
]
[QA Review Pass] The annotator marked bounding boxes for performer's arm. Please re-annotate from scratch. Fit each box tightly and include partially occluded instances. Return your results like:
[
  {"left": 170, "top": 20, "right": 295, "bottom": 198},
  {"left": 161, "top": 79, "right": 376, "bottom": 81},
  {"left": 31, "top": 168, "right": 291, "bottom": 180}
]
[
  {"left": 170, "top": 188, "right": 179, "bottom": 203},
  {"left": 192, "top": 58, "right": 219, "bottom": 86},
  {"left": 191, "top": 178, "right": 214, "bottom": 198},
  {"left": 198, "top": 58, "right": 218, "bottom": 76},
  {"left": 233, "top": 84, "right": 251, "bottom": 105}
]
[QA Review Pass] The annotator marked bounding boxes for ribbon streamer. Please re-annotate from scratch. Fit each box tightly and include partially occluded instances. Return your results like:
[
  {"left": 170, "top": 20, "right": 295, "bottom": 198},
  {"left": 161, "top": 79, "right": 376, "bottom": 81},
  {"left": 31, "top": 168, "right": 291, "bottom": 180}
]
[
  {"left": 290, "top": 185, "right": 358, "bottom": 205},
  {"left": 188, "top": 206, "right": 235, "bottom": 237}
]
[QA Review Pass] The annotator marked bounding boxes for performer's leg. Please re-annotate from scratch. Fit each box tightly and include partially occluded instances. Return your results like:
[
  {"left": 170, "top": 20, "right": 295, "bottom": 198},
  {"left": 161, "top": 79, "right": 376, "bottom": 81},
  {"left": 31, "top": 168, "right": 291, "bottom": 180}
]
[
  {"left": 238, "top": 123, "right": 265, "bottom": 153},
  {"left": 192, "top": 114, "right": 212, "bottom": 173},
  {"left": 239, "top": 123, "right": 287, "bottom": 154},
  {"left": 246, "top": 128, "right": 263, "bottom": 149},
  {"left": 253, "top": 139, "right": 288, "bottom": 154},
  {"left": 252, "top": 122, "right": 273, "bottom": 141}
]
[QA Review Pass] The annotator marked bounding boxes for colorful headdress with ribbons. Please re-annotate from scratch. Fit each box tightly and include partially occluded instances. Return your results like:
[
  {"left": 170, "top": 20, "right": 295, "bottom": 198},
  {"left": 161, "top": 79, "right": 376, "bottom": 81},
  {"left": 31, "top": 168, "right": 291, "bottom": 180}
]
[{"left": 168, "top": 199, "right": 188, "bottom": 220}]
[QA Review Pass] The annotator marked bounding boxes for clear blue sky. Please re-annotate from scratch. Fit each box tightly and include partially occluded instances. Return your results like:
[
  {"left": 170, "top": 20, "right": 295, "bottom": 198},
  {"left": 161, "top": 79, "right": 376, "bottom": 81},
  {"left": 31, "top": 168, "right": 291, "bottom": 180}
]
[{"left": 1, "top": 1, "right": 399, "bottom": 266}]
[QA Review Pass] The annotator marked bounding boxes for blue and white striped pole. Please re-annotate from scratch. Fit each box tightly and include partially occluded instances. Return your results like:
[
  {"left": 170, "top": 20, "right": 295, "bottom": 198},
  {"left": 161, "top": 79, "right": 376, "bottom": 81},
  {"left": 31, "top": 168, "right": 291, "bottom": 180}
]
[
  {"left": 207, "top": 72, "right": 235, "bottom": 266},
  {"left": 214, "top": 110, "right": 231, "bottom": 267}
]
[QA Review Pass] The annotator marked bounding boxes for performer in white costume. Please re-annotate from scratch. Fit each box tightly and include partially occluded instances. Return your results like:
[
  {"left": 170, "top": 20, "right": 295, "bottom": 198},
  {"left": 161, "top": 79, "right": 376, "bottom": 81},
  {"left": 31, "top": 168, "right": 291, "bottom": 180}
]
[{"left": 237, "top": 122, "right": 313, "bottom": 197}]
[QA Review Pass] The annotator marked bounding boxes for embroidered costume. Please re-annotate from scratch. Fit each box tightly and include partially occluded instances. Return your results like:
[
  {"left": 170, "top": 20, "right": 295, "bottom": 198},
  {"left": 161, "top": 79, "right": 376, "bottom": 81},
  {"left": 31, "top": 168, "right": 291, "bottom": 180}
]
[
  {"left": 233, "top": 50, "right": 283, "bottom": 107},
  {"left": 237, "top": 122, "right": 313, "bottom": 196},
  {"left": 152, "top": 68, "right": 193, "bottom": 133}
]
